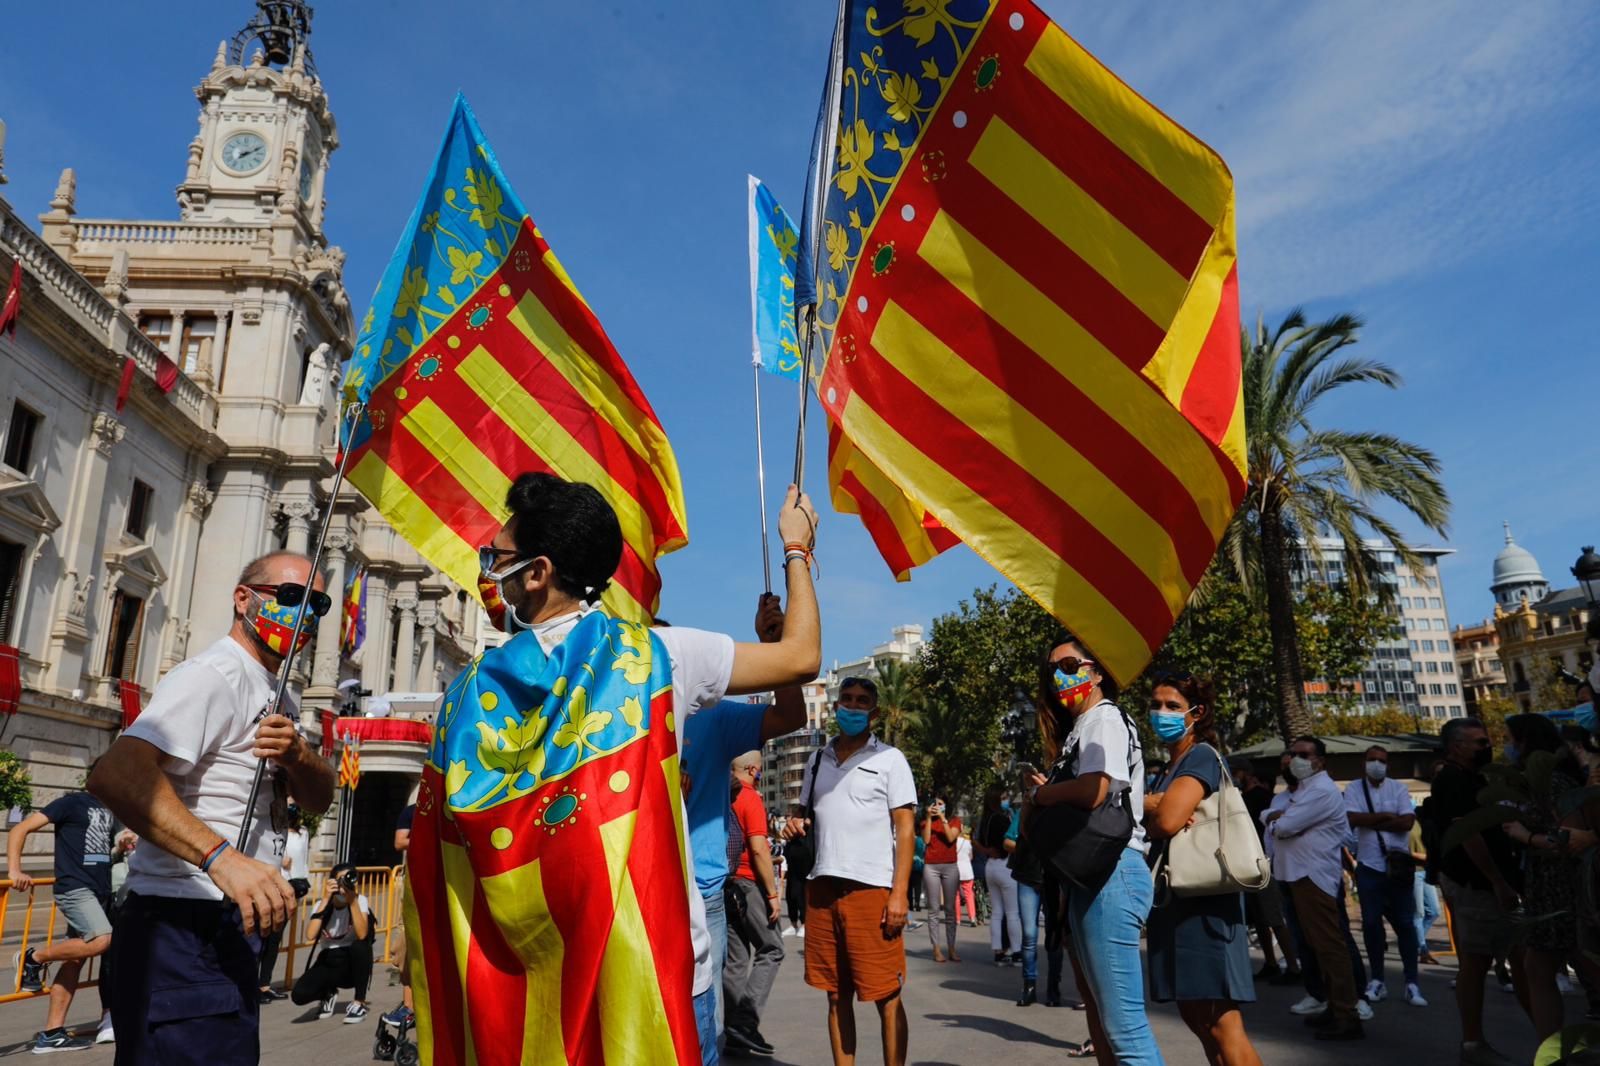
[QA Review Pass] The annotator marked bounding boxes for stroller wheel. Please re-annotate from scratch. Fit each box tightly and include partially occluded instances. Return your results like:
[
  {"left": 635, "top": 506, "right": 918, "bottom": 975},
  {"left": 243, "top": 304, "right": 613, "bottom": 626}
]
[{"left": 395, "top": 1042, "right": 420, "bottom": 1066}]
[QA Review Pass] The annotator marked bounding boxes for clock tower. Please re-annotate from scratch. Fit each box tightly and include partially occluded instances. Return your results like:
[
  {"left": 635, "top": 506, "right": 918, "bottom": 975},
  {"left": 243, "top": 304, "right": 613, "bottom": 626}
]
[{"left": 178, "top": 0, "right": 336, "bottom": 244}]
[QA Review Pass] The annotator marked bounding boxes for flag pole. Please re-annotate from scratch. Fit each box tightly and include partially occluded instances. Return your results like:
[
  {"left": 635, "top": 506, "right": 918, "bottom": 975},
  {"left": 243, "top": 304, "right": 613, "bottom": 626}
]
[
  {"left": 235, "top": 400, "right": 367, "bottom": 853},
  {"left": 753, "top": 358, "right": 773, "bottom": 594}
]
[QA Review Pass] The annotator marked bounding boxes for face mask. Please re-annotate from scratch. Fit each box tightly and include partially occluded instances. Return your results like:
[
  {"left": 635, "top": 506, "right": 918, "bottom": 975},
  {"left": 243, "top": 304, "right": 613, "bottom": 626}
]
[
  {"left": 248, "top": 591, "right": 314, "bottom": 656},
  {"left": 1365, "top": 760, "right": 1387, "bottom": 782},
  {"left": 1576, "top": 703, "right": 1597, "bottom": 735},
  {"left": 1150, "top": 710, "right": 1189, "bottom": 743},
  {"left": 1471, "top": 747, "right": 1493, "bottom": 768},
  {"left": 999, "top": 799, "right": 1011, "bottom": 811},
  {"left": 1502, "top": 742, "right": 1520, "bottom": 765},
  {"left": 1054, "top": 666, "right": 1095, "bottom": 712},
  {"left": 481, "top": 559, "right": 534, "bottom": 634},
  {"left": 835, "top": 708, "right": 870, "bottom": 737},
  {"left": 1289, "top": 756, "right": 1316, "bottom": 781}
]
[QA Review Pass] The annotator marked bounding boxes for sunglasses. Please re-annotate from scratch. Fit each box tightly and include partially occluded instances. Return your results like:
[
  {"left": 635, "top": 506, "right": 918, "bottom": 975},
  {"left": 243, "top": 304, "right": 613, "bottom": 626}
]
[
  {"left": 478, "top": 545, "right": 523, "bottom": 575},
  {"left": 1155, "top": 669, "right": 1194, "bottom": 684},
  {"left": 244, "top": 582, "right": 332, "bottom": 618},
  {"left": 839, "top": 675, "right": 879, "bottom": 695},
  {"left": 1051, "top": 656, "right": 1095, "bottom": 675}
]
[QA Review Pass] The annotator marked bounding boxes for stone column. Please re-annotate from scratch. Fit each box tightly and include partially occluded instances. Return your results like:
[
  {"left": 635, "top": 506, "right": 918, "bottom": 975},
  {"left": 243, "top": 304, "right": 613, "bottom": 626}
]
[
  {"left": 309, "top": 530, "right": 351, "bottom": 689},
  {"left": 162, "top": 478, "right": 215, "bottom": 673},
  {"left": 279, "top": 497, "right": 316, "bottom": 555},
  {"left": 358, "top": 573, "right": 392, "bottom": 693},
  {"left": 415, "top": 603, "right": 438, "bottom": 692},
  {"left": 44, "top": 412, "right": 125, "bottom": 694},
  {"left": 391, "top": 590, "right": 418, "bottom": 692}
]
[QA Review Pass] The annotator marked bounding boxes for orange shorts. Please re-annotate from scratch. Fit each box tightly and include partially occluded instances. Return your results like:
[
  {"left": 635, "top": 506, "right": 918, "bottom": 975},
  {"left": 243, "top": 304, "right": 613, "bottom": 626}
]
[{"left": 803, "top": 877, "right": 906, "bottom": 1002}]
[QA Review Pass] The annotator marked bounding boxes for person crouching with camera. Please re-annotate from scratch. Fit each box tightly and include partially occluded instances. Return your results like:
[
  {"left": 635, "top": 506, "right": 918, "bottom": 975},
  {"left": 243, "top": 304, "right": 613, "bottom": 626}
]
[{"left": 290, "top": 863, "right": 373, "bottom": 1023}]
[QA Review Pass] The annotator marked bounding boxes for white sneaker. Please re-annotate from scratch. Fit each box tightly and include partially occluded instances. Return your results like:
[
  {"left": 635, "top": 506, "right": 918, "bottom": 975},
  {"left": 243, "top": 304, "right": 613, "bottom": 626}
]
[
  {"left": 1365, "top": 979, "right": 1388, "bottom": 1003},
  {"left": 318, "top": 994, "right": 337, "bottom": 1019},
  {"left": 1405, "top": 982, "right": 1428, "bottom": 1007},
  {"left": 1289, "top": 995, "right": 1327, "bottom": 1015},
  {"left": 95, "top": 1010, "right": 115, "bottom": 1044},
  {"left": 1356, "top": 998, "right": 1375, "bottom": 1021},
  {"left": 1557, "top": 973, "right": 1576, "bottom": 994}
]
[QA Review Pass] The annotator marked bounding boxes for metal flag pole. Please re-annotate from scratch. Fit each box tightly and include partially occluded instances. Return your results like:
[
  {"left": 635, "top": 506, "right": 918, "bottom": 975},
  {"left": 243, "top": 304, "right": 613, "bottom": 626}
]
[
  {"left": 753, "top": 357, "right": 773, "bottom": 594},
  {"left": 235, "top": 400, "right": 367, "bottom": 853}
]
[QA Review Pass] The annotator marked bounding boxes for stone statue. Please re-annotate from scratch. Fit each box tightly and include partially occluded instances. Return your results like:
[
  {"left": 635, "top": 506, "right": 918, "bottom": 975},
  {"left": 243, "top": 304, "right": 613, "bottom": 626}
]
[{"left": 298, "top": 342, "right": 332, "bottom": 406}]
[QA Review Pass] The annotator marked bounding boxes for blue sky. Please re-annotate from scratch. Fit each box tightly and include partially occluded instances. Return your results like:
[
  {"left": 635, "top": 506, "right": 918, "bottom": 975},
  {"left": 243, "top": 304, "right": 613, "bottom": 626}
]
[{"left": 3, "top": 2, "right": 1597, "bottom": 668}]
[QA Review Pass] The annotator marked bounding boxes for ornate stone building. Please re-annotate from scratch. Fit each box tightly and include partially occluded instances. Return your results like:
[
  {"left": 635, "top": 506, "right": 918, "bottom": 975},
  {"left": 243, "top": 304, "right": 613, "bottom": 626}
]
[{"left": 1, "top": 2, "right": 484, "bottom": 869}]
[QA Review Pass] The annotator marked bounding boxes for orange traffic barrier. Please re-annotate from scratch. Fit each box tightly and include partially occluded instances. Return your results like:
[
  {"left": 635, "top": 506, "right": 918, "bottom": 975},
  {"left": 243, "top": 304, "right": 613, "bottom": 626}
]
[{"left": 0, "top": 877, "right": 101, "bottom": 1005}]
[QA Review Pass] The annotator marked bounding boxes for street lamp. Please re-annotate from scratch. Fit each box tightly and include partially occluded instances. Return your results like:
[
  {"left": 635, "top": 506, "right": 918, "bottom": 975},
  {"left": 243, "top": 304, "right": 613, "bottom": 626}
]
[{"left": 1573, "top": 546, "right": 1600, "bottom": 641}]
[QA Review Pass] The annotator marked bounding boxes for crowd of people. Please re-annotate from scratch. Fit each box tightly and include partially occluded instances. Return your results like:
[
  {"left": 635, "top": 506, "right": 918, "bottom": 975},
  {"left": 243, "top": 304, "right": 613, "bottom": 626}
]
[{"left": 4, "top": 467, "right": 1597, "bottom": 1066}]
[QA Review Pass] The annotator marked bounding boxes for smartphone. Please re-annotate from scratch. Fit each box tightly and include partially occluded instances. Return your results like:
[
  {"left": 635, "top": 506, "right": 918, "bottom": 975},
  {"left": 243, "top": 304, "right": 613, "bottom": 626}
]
[{"left": 1015, "top": 762, "right": 1039, "bottom": 779}]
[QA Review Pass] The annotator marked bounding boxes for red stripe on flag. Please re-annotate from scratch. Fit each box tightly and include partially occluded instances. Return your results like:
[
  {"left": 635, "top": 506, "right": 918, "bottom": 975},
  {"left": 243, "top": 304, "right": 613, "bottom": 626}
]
[
  {"left": 462, "top": 879, "right": 530, "bottom": 1066},
  {"left": 540, "top": 805, "right": 614, "bottom": 1064},
  {"left": 408, "top": 766, "right": 469, "bottom": 1065},
  {"left": 1179, "top": 263, "right": 1242, "bottom": 449},
  {"left": 837, "top": 467, "right": 919, "bottom": 579}
]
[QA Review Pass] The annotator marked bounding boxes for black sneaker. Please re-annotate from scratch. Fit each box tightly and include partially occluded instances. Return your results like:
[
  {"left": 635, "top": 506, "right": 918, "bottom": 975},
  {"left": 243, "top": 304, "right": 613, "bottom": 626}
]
[
  {"left": 15, "top": 948, "right": 46, "bottom": 993},
  {"left": 318, "top": 994, "right": 337, "bottom": 1019},
  {"left": 344, "top": 1002, "right": 370, "bottom": 1024},
  {"left": 31, "top": 1028, "right": 92, "bottom": 1054},
  {"left": 724, "top": 1026, "right": 774, "bottom": 1056}
]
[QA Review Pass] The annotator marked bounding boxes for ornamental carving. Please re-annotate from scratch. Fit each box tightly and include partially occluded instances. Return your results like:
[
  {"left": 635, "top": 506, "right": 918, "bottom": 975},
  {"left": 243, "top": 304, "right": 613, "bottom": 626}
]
[
  {"left": 90, "top": 413, "right": 125, "bottom": 455},
  {"left": 185, "top": 480, "right": 216, "bottom": 519}
]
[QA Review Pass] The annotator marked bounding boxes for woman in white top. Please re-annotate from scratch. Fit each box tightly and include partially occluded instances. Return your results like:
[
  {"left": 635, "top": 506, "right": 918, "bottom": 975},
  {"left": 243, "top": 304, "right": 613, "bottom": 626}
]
[
  {"left": 954, "top": 829, "right": 977, "bottom": 927},
  {"left": 1021, "top": 638, "right": 1163, "bottom": 1065}
]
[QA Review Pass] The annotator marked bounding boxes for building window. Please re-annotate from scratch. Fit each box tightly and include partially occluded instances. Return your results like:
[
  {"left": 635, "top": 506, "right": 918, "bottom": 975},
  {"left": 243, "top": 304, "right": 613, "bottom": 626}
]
[
  {"left": 0, "top": 539, "right": 23, "bottom": 644},
  {"left": 1429, "top": 683, "right": 1443, "bottom": 695},
  {"left": 1442, "top": 661, "right": 1454, "bottom": 674},
  {"left": 103, "top": 591, "right": 146, "bottom": 681},
  {"left": 1439, "top": 639, "right": 1452, "bottom": 653},
  {"left": 179, "top": 316, "right": 215, "bottom": 376},
  {"left": 137, "top": 314, "right": 174, "bottom": 355},
  {"left": 2, "top": 400, "right": 41, "bottom": 474},
  {"left": 1408, "top": 639, "right": 1419, "bottom": 651},
  {"left": 1426, "top": 661, "right": 1439, "bottom": 674},
  {"left": 1422, "top": 639, "right": 1435, "bottom": 652},
  {"left": 1446, "top": 683, "right": 1459, "bottom": 695},
  {"left": 126, "top": 480, "right": 154, "bottom": 539}
]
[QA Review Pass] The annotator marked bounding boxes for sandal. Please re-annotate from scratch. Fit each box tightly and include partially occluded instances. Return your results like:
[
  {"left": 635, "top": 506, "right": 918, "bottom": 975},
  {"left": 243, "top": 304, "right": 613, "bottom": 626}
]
[{"left": 1067, "top": 1038, "right": 1096, "bottom": 1058}]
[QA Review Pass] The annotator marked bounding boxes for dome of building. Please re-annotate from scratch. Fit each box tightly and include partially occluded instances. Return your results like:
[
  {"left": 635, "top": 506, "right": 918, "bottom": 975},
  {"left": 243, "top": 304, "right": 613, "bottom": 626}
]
[{"left": 1491, "top": 522, "right": 1549, "bottom": 607}]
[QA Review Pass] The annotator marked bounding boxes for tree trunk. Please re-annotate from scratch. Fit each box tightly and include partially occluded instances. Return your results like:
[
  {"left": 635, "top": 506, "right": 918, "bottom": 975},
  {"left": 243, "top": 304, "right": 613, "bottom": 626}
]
[{"left": 1260, "top": 504, "right": 1314, "bottom": 740}]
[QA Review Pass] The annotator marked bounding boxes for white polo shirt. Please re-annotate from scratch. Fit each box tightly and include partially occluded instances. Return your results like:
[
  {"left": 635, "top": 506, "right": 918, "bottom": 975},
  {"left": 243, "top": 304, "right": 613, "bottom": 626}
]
[
  {"left": 801, "top": 735, "right": 918, "bottom": 889},
  {"left": 1342, "top": 775, "right": 1415, "bottom": 873}
]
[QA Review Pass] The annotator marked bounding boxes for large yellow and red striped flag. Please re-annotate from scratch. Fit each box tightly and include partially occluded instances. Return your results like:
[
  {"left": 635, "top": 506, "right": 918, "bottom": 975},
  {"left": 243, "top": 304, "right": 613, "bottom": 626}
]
[
  {"left": 795, "top": 1, "right": 1244, "bottom": 683},
  {"left": 342, "top": 95, "right": 687, "bottom": 622}
]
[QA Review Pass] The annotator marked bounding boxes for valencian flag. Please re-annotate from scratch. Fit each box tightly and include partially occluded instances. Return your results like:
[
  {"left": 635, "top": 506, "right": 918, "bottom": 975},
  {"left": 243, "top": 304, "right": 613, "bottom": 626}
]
[
  {"left": 747, "top": 176, "right": 803, "bottom": 380},
  {"left": 340, "top": 95, "right": 688, "bottom": 623},
  {"left": 340, "top": 566, "right": 366, "bottom": 654},
  {"left": 797, "top": 0, "right": 1245, "bottom": 683},
  {"left": 404, "top": 613, "right": 699, "bottom": 1065}
]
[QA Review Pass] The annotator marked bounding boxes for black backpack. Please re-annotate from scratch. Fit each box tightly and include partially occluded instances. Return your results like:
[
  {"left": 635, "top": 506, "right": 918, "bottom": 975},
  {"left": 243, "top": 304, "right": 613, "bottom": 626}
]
[{"left": 1024, "top": 705, "right": 1140, "bottom": 889}]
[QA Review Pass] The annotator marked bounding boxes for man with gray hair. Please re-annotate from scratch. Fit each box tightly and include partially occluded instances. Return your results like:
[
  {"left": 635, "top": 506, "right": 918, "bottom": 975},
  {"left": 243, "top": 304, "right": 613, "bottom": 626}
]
[{"left": 723, "top": 750, "right": 784, "bottom": 1055}]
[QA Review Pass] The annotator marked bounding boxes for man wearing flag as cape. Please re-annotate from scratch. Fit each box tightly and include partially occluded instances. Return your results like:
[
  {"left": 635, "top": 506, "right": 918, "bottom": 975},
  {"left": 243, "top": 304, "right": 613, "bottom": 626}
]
[{"left": 342, "top": 97, "right": 825, "bottom": 1066}]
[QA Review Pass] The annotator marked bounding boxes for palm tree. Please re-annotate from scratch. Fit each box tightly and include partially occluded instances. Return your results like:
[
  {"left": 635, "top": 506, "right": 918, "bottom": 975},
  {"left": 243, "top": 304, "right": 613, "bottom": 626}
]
[
  {"left": 872, "top": 657, "right": 921, "bottom": 748},
  {"left": 1237, "top": 310, "right": 1450, "bottom": 740}
]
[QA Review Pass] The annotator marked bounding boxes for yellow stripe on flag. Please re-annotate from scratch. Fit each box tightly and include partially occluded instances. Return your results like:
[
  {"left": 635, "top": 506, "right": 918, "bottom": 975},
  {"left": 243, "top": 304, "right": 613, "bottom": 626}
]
[
  {"left": 505, "top": 292, "right": 689, "bottom": 543},
  {"left": 348, "top": 450, "right": 481, "bottom": 588},
  {"left": 596, "top": 810, "right": 680, "bottom": 1065},
  {"left": 440, "top": 842, "right": 481, "bottom": 1066},
  {"left": 917, "top": 212, "right": 1235, "bottom": 539},
  {"left": 841, "top": 397, "right": 1153, "bottom": 674},
  {"left": 830, "top": 436, "right": 943, "bottom": 568},
  {"left": 479, "top": 860, "right": 567, "bottom": 1066},
  {"left": 970, "top": 119, "right": 1185, "bottom": 329},
  {"left": 871, "top": 301, "right": 1187, "bottom": 618},
  {"left": 1025, "top": 23, "right": 1230, "bottom": 227},
  {"left": 402, "top": 873, "right": 435, "bottom": 1064},
  {"left": 401, "top": 398, "right": 514, "bottom": 518}
]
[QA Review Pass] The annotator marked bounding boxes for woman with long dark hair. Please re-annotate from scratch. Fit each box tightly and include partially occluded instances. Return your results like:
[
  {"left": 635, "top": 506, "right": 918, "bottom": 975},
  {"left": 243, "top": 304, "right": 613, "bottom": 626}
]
[
  {"left": 1143, "top": 674, "right": 1261, "bottom": 1066},
  {"left": 1022, "top": 638, "right": 1163, "bottom": 1064}
]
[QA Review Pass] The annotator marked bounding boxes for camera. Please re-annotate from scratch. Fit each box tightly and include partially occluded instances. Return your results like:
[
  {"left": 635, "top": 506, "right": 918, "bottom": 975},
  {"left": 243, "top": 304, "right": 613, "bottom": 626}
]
[{"left": 336, "top": 871, "right": 358, "bottom": 891}]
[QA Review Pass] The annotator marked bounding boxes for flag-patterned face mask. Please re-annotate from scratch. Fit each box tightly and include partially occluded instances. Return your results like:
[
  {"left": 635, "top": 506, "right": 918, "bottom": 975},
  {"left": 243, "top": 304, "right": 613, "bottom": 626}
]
[
  {"left": 1053, "top": 662, "right": 1096, "bottom": 712},
  {"left": 248, "top": 591, "right": 314, "bottom": 656},
  {"left": 477, "top": 574, "right": 510, "bottom": 633}
]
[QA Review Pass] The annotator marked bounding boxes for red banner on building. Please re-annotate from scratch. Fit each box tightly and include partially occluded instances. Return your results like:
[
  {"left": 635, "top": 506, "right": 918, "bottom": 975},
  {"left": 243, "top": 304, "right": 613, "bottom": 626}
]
[
  {"left": 0, "top": 644, "right": 21, "bottom": 716},
  {"left": 117, "top": 680, "right": 143, "bottom": 729}
]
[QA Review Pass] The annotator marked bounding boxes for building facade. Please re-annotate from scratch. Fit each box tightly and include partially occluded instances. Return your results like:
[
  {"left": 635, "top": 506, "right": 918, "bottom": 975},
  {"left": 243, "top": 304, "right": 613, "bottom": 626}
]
[
  {"left": 1293, "top": 537, "right": 1467, "bottom": 721},
  {"left": 0, "top": 2, "right": 485, "bottom": 872},
  {"left": 1452, "top": 619, "right": 1506, "bottom": 715}
]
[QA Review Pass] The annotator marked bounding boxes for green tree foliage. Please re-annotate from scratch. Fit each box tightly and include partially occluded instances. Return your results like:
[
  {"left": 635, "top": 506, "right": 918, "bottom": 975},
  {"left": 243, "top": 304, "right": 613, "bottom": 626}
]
[
  {"left": 1314, "top": 703, "right": 1432, "bottom": 737},
  {"left": 1294, "top": 582, "right": 1403, "bottom": 712},
  {"left": 871, "top": 657, "right": 921, "bottom": 748}
]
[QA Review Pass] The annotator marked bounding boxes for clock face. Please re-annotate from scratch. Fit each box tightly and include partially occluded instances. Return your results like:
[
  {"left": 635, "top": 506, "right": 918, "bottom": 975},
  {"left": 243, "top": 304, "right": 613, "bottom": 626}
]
[{"left": 220, "top": 131, "right": 268, "bottom": 175}]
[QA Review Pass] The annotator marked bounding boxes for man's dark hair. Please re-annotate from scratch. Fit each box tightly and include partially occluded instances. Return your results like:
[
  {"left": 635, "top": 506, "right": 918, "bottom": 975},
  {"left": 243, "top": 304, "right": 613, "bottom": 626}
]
[
  {"left": 1292, "top": 735, "right": 1327, "bottom": 758},
  {"left": 838, "top": 676, "right": 879, "bottom": 707},
  {"left": 1365, "top": 744, "right": 1389, "bottom": 756},
  {"left": 505, "top": 473, "right": 622, "bottom": 605},
  {"left": 1440, "top": 717, "right": 1484, "bottom": 749}
]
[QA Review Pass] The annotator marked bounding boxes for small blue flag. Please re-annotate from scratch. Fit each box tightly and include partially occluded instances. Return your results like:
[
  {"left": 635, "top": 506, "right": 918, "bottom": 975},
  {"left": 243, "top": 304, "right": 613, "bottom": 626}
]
[{"left": 748, "top": 176, "right": 802, "bottom": 381}]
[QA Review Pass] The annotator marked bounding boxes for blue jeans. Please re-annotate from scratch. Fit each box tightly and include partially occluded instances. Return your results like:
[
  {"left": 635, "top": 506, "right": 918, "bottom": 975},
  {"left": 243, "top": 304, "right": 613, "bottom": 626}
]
[
  {"left": 1355, "top": 864, "right": 1418, "bottom": 985},
  {"left": 1414, "top": 870, "right": 1440, "bottom": 954},
  {"left": 1016, "top": 881, "right": 1064, "bottom": 987},
  {"left": 1067, "top": 849, "right": 1164, "bottom": 1065},
  {"left": 701, "top": 887, "right": 727, "bottom": 1062}
]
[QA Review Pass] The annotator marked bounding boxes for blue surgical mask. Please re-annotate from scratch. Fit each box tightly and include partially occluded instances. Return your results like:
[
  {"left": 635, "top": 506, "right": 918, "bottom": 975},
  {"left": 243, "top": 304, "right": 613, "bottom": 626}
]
[
  {"left": 1150, "top": 710, "right": 1189, "bottom": 743},
  {"left": 836, "top": 708, "right": 870, "bottom": 737},
  {"left": 999, "top": 799, "right": 1011, "bottom": 811},
  {"left": 1577, "top": 703, "right": 1597, "bottom": 736}
]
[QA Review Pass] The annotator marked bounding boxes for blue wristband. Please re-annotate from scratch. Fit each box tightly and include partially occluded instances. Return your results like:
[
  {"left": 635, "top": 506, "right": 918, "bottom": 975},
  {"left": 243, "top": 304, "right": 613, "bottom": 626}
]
[{"left": 200, "top": 840, "right": 230, "bottom": 872}]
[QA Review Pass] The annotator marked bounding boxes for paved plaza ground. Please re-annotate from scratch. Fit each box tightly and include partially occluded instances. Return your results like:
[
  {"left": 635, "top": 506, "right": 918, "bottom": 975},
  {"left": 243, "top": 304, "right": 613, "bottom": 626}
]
[{"left": 0, "top": 913, "right": 1553, "bottom": 1064}]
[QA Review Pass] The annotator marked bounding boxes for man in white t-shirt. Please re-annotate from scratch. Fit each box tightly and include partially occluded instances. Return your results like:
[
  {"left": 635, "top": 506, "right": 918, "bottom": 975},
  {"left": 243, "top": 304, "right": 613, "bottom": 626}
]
[
  {"left": 783, "top": 676, "right": 917, "bottom": 1066},
  {"left": 408, "top": 473, "right": 821, "bottom": 1066},
  {"left": 88, "top": 550, "right": 336, "bottom": 1065},
  {"left": 1343, "top": 744, "right": 1424, "bottom": 1007}
]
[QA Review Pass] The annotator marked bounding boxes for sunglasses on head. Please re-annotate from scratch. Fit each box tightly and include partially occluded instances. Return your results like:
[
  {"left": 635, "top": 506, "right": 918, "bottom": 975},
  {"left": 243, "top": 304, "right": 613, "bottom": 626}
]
[
  {"left": 1155, "top": 669, "right": 1193, "bottom": 684},
  {"left": 1051, "top": 656, "right": 1095, "bottom": 675},
  {"left": 244, "top": 582, "right": 332, "bottom": 618},
  {"left": 840, "top": 675, "right": 879, "bottom": 695}
]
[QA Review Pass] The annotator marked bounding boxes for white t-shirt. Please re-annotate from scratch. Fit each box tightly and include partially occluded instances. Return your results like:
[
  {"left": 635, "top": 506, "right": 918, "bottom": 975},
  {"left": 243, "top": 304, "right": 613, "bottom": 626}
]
[
  {"left": 530, "top": 608, "right": 733, "bottom": 997},
  {"left": 1342, "top": 775, "right": 1415, "bottom": 873},
  {"left": 316, "top": 892, "right": 371, "bottom": 949},
  {"left": 284, "top": 827, "right": 310, "bottom": 881},
  {"left": 955, "top": 836, "right": 974, "bottom": 881},
  {"left": 124, "top": 637, "right": 292, "bottom": 900},
  {"left": 1062, "top": 700, "right": 1148, "bottom": 854},
  {"left": 801, "top": 735, "right": 919, "bottom": 888}
]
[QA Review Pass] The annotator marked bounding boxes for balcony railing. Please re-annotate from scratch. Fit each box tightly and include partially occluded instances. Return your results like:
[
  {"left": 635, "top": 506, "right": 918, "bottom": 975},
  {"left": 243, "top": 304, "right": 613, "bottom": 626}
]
[{"left": 74, "top": 219, "right": 261, "bottom": 247}]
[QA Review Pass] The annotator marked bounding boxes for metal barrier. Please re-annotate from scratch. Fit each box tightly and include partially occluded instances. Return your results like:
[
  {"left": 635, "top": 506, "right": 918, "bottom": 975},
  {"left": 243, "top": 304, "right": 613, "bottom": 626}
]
[
  {"left": 2, "top": 865, "right": 405, "bottom": 1004},
  {"left": 0, "top": 877, "right": 101, "bottom": 1005}
]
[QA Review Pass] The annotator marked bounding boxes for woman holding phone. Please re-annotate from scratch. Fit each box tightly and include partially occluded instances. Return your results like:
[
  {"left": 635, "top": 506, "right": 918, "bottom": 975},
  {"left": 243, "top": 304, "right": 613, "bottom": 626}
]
[{"left": 921, "top": 797, "right": 963, "bottom": 962}]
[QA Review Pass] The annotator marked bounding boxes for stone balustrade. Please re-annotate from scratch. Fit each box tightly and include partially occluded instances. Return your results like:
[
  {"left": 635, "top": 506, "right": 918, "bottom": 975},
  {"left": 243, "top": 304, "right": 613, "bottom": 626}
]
[{"left": 74, "top": 219, "right": 260, "bottom": 246}]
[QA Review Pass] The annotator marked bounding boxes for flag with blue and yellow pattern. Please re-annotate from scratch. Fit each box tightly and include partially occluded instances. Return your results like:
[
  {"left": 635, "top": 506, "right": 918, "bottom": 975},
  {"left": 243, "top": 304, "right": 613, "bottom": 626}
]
[{"left": 746, "top": 176, "right": 802, "bottom": 381}]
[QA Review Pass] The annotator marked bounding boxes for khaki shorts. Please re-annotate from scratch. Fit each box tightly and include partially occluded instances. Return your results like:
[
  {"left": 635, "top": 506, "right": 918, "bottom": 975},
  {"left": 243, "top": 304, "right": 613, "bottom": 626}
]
[
  {"left": 804, "top": 877, "right": 905, "bottom": 1002},
  {"left": 1441, "top": 875, "right": 1514, "bottom": 958}
]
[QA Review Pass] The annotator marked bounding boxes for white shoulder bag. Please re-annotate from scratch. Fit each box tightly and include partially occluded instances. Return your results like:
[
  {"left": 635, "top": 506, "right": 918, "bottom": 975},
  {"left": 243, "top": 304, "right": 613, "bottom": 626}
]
[{"left": 1154, "top": 745, "right": 1272, "bottom": 899}]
